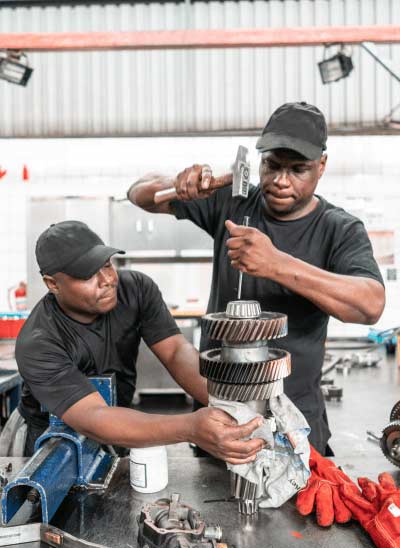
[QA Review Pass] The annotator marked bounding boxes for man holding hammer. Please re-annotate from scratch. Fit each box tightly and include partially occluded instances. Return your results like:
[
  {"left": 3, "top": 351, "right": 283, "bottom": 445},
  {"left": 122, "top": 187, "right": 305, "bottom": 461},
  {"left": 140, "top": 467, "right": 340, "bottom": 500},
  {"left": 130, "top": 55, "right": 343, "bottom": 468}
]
[{"left": 127, "top": 102, "right": 385, "bottom": 456}]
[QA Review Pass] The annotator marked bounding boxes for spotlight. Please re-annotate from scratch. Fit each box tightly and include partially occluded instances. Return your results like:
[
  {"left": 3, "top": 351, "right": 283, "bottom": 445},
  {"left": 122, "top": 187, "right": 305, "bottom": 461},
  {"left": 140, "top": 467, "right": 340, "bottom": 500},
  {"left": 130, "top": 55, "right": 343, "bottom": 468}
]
[
  {"left": 318, "top": 46, "right": 353, "bottom": 84},
  {"left": 0, "top": 51, "right": 33, "bottom": 87}
]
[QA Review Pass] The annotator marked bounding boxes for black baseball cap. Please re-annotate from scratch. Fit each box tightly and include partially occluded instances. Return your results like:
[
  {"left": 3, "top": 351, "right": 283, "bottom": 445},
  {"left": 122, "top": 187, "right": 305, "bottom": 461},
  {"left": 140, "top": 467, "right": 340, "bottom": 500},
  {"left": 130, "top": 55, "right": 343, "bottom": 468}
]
[
  {"left": 36, "top": 220, "right": 125, "bottom": 279},
  {"left": 256, "top": 102, "right": 327, "bottom": 160}
]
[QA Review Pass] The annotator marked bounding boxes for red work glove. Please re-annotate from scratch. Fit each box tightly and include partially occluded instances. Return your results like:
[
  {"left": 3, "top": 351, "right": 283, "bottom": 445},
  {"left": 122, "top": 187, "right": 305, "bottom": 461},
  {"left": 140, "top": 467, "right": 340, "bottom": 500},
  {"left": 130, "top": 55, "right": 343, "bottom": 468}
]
[
  {"left": 340, "top": 473, "right": 400, "bottom": 548},
  {"left": 296, "top": 445, "right": 357, "bottom": 526}
]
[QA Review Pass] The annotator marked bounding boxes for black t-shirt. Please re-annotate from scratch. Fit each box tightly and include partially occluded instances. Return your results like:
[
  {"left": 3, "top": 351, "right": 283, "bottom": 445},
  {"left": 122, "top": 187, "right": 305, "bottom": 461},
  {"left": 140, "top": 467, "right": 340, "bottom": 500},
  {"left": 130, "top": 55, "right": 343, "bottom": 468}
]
[
  {"left": 16, "top": 270, "right": 180, "bottom": 428},
  {"left": 172, "top": 186, "right": 383, "bottom": 448}
]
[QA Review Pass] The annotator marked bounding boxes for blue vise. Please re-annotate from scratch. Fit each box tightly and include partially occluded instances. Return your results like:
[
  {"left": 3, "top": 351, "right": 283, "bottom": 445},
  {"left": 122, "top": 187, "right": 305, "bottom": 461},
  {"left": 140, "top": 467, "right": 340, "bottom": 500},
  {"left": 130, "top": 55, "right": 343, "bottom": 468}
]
[{"left": 1, "top": 375, "right": 119, "bottom": 524}]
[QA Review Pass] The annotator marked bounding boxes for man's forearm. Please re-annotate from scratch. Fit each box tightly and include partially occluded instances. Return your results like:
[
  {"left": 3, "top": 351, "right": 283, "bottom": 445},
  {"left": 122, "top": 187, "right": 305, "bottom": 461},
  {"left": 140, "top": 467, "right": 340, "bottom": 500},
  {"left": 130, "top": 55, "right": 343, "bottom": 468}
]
[
  {"left": 270, "top": 252, "right": 385, "bottom": 324},
  {"left": 69, "top": 405, "right": 191, "bottom": 448},
  {"left": 62, "top": 393, "right": 265, "bottom": 464},
  {"left": 127, "top": 174, "right": 174, "bottom": 214},
  {"left": 161, "top": 340, "right": 208, "bottom": 405}
]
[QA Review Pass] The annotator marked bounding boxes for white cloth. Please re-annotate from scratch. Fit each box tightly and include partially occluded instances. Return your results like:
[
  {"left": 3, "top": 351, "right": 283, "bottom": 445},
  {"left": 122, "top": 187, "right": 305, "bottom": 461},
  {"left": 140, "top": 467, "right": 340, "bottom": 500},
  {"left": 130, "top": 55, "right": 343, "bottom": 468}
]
[{"left": 209, "top": 393, "right": 311, "bottom": 508}]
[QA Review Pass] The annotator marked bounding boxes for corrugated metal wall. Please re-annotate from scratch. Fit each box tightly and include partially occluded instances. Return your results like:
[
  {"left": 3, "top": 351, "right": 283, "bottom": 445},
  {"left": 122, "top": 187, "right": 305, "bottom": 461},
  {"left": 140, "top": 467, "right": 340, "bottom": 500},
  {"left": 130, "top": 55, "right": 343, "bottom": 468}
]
[{"left": 0, "top": 0, "right": 399, "bottom": 137}]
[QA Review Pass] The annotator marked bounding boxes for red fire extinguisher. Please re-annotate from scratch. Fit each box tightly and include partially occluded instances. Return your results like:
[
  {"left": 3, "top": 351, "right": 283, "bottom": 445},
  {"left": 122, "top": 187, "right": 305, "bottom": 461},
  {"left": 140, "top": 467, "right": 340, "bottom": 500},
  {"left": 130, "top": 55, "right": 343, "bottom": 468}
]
[{"left": 8, "top": 282, "right": 28, "bottom": 311}]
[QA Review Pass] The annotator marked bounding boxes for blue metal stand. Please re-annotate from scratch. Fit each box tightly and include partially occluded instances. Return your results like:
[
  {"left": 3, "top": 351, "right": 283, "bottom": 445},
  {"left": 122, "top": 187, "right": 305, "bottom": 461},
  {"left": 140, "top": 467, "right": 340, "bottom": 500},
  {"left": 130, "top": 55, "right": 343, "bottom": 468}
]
[{"left": 1, "top": 375, "right": 119, "bottom": 524}]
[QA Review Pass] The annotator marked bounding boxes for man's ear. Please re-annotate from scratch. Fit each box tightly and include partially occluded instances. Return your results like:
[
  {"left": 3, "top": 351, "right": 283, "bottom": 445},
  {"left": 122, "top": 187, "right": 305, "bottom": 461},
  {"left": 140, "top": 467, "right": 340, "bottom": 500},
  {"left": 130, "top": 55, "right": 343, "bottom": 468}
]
[
  {"left": 318, "top": 154, "right": 328, "bottom": 179},
  {"left": 43, "top": 275, "right": 59, "bottom": 295}
]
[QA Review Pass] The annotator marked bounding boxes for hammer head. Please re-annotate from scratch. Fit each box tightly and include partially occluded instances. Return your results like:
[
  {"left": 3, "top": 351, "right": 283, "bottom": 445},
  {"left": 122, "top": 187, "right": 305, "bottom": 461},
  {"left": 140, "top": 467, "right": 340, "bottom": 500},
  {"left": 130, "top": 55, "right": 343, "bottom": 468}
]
[{"left": 232, "top": 145, "right": 250, "bottom": 198}]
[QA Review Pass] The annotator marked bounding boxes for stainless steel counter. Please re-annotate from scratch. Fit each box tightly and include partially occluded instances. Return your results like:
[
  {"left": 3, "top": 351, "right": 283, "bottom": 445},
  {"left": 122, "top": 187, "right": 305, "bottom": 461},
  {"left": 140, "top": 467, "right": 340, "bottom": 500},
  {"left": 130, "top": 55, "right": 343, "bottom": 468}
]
[{"left": 50, "top": 453, "right": 391, "bottom": 548}]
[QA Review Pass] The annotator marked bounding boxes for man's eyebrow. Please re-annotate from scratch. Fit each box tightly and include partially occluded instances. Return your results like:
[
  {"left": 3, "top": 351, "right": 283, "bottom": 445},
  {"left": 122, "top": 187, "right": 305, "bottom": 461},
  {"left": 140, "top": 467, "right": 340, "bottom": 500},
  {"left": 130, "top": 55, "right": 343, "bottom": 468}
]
[
  {"left": 264, "top": 156, "right": 280, "bottom": 163},
  {"left": 266, "top": 157, "right": 311, "bottom": 165}
]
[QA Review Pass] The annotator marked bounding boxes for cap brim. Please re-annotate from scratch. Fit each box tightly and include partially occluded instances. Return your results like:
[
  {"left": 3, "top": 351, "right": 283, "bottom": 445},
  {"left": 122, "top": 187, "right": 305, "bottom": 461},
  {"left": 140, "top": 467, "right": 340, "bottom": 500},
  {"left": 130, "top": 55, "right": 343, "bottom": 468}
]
[
  {"left": 62, "top": 245, "right": 125, "bottom": 280},
  {"left": 255, "top": 132, "right": 323, "bottom": 160}
]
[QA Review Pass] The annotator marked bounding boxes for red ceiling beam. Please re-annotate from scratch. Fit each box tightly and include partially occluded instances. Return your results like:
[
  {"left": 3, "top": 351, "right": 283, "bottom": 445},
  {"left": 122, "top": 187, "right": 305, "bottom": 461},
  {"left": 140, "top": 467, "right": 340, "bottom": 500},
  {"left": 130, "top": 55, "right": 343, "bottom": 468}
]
[{"left": 0, "top": 25, "right": 400, "bottom": 51}]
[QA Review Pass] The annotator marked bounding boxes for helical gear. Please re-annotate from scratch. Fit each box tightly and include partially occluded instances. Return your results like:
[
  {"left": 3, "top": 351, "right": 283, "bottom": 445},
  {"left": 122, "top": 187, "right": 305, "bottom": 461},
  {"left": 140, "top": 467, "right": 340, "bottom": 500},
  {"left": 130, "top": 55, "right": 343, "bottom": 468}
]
[
  {"left": 207, "top": 378, "right": 284, "bottom": 401},
  {"left": 201, "top": 312, "right": 287, "bottom": 343},
  {"left": 200, "top": 348, "right": 291, "bottom": 385}
]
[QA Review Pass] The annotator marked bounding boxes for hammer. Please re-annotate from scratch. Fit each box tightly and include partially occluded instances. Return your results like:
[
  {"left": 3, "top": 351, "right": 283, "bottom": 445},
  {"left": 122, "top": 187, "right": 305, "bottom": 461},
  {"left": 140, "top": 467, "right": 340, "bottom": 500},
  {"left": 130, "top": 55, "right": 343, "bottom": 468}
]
[{"left": 153, "top": 145, "right": 250, "bottom": 204}]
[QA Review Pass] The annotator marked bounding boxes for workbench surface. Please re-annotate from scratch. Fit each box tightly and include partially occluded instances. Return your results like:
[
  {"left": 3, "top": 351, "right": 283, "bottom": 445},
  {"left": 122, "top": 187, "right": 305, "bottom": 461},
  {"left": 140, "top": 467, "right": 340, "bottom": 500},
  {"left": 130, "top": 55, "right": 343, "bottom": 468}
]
[
  {"left": 48, "top": 454, "right": 387, "bottom": 548},
  {"left": 45, "top": 349, "right": 400, "bottom": 547},
  {"left": 1, "top": 342, "right": 400, "bottom": 547}
]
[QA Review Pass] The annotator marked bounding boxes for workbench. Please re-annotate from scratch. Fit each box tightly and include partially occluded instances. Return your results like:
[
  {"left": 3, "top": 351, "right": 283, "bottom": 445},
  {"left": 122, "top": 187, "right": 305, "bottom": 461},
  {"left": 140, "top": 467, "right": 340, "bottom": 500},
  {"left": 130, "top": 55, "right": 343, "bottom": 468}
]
[
  {"left": 1, "top": 344, "right": 399, "bottom": 547},
  {"left": 4, "top": 443, "right": 396, "bottom": 548},
  {"left": 0, "top": 452, "right": 386, "bottom": 548}
]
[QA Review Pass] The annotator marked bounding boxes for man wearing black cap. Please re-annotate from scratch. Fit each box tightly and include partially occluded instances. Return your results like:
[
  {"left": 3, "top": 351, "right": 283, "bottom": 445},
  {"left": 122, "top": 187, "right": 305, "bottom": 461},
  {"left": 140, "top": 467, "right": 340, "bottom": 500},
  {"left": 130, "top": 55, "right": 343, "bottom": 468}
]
[
  {"left": 15, "top": 220, "right": 265, "bottom": 459},
  {"left": 128, "top": 102, "right": 385, "bottom": 455}
]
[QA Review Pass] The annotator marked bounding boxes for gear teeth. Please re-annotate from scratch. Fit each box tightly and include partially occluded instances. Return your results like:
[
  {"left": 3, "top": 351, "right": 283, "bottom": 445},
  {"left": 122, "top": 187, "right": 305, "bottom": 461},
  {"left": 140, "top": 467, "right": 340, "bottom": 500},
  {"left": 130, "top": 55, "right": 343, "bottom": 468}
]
[
  {"left": 380, "top": 420, "right": 400, "bottom": 467},
  {"left": 201, "top": 312, "right": 287, "bottom": 343},
  {"left": 207, "top": 379, "right": 284, "bottom": 401},
  {"left": 200, "top": 348, "right": 291, "bottom": 384},
  {"left": 390, "top": 401, "right": 400, "bottom": 422}
]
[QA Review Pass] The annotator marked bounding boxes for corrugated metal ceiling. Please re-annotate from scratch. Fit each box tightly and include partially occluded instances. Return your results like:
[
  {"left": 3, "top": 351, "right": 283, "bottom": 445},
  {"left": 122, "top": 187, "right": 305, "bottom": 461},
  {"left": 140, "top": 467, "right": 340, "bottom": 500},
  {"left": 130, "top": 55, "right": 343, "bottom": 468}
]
[{"left": 0, "top": 0, "right": 399, "bottom": 137}]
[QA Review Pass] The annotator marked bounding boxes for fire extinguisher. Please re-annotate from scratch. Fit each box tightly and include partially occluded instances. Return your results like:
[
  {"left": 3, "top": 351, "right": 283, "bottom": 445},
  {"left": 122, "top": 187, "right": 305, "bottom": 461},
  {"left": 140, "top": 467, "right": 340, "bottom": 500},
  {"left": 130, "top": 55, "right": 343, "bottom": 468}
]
[{"left": 8, "top": 282, "right": 27, "bottom": 311}]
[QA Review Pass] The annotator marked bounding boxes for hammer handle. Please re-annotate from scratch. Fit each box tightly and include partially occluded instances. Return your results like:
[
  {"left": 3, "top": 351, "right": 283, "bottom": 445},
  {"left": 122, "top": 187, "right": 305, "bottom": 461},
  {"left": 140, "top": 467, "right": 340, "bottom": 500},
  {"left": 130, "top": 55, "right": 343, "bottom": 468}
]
[
  {"left": 154, "top": 187, "right": 178, "bottom": 204},
  {"left": 154, "top": 173, "right": 233, "bottom": 205}
]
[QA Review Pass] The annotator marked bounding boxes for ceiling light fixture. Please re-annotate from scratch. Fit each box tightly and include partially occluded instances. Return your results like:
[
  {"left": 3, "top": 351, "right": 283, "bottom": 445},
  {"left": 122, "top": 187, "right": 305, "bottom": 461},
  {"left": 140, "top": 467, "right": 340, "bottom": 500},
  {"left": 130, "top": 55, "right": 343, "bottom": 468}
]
[
  {"left": 0, "top": 50, "right": 33, "bottom": 86},
  {"left": 318, "top": 45, "right": 354, "bottom": 84}
]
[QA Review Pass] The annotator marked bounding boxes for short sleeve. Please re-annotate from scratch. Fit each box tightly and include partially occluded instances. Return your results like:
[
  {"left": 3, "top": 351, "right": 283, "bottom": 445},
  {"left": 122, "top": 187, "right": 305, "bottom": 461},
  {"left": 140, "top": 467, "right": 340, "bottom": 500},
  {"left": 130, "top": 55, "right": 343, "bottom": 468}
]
[
  {"left": 16, "top": 333, "right": 96, "bottom": 418},
  {"left": 136, "top": 274, "right": 181, "bottom": 347},
  {"left": 170, "top": 186, "right": 231, "bottom": 238},
  {"left": 328, "top": 218, "right": 384, "bottom": 285}
]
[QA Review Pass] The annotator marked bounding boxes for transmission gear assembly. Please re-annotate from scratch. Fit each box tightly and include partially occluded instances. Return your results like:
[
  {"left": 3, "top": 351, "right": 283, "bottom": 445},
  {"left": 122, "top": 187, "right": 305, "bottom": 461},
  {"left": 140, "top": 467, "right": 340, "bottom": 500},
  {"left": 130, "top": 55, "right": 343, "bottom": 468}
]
[{"left": 200, "top": 299, "right": 290, "bottom": 515}]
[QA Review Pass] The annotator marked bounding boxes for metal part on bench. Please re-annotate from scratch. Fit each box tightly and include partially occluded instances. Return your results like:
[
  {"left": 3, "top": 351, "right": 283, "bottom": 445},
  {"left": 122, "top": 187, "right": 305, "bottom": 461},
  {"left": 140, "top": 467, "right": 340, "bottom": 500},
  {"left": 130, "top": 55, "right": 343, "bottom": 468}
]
[
  {"left": 380, "top": 420, "right": 400, "bottom": 467},
  {"left": 137, "top": 493, "right": 226, "bottom": 548},
  {"left": 0, "top": 523, "right": 108, "bottom": 548}
]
